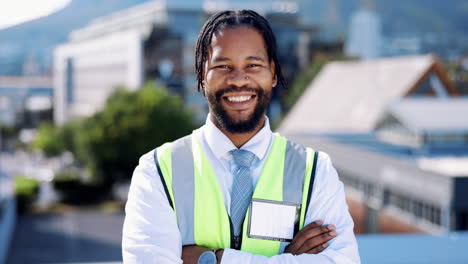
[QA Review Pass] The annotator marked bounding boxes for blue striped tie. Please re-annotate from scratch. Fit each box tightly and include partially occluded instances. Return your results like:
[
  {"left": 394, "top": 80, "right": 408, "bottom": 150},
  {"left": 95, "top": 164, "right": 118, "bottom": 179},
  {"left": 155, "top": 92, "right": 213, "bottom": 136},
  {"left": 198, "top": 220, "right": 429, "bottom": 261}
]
[{"left": 230, "top": 149, "right": 255, "bottom": 237}]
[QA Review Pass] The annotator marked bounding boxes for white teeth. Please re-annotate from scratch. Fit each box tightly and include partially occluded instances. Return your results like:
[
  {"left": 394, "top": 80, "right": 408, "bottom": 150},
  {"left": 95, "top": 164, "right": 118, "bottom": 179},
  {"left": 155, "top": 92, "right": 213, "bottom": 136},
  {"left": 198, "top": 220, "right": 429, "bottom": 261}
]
[{"left": 227, "top": 96, "right": 251, "bottom": 102}]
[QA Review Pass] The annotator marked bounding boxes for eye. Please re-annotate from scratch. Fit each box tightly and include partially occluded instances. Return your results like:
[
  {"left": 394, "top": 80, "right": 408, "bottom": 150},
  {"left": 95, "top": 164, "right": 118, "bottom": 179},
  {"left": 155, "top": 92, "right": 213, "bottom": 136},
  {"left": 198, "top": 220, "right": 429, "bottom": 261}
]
[
  {"left": 215, "top": 65, "right": 230, "bottom": 69},
  {"left": 248, "top": 64, "right": 261, "bottom": 68}
]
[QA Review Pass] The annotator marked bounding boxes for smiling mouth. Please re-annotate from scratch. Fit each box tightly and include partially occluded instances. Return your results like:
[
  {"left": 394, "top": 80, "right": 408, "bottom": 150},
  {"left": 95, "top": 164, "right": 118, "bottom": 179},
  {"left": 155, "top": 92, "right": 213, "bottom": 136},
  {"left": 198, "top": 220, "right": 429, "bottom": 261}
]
[
  {"left": 221, "top": 93, "right": 257, "bottom": 111},
  {"left": 226, "top": 95, "right": 254, "bottom": 102}
]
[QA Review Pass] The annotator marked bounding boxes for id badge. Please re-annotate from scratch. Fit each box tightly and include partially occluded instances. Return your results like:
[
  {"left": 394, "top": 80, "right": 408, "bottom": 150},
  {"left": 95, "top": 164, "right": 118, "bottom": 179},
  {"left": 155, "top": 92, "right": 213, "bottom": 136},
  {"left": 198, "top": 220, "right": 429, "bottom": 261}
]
[{"left": 247, "top": 198, "right": 300, "bottom": 242}]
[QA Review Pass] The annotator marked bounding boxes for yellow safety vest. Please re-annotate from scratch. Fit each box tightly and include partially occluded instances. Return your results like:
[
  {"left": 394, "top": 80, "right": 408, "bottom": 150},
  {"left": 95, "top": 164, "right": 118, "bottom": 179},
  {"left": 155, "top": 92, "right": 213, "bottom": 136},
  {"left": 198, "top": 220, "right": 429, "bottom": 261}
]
[{"left": 154, "top": 129, "right": 317, "bottom": 256}]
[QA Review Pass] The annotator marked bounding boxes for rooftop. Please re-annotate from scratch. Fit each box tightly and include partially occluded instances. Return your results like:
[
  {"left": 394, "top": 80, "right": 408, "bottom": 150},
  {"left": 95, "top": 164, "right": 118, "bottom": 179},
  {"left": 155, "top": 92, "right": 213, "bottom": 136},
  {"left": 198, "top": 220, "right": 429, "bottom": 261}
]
[
  {"left": 280, "top": 54, "right": 456, "bottom": 134},
  {"left": 385, "top": 97, "right": 468, "bottom": 134}
]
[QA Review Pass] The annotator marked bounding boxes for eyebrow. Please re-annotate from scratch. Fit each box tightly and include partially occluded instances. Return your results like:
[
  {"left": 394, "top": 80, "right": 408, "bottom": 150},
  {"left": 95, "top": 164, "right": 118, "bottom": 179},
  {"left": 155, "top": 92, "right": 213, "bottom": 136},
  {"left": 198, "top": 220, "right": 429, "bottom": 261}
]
[
  {"left": 246, "top": 56, "right": 266, "bottom": 62},
  {"left": 212, "top": 57, "right": 231, "bottom": 62},
  {"left": 211, "top": 56, "right": 266, "bottom": 63}
]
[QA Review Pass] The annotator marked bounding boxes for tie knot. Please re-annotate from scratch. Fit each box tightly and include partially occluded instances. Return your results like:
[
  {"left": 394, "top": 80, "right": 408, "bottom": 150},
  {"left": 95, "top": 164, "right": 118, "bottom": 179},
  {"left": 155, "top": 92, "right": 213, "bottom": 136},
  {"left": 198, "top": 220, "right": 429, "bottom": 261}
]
[{"left": 230, "top": 149, "right": 255, "bottom": 168}]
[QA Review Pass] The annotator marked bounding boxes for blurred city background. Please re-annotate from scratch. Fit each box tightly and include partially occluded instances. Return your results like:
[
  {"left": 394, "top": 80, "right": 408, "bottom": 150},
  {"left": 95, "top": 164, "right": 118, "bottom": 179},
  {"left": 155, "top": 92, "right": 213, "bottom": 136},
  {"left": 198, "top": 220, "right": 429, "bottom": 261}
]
[{"left": 1, "top": 0, "right": 468, "bottom": 263}]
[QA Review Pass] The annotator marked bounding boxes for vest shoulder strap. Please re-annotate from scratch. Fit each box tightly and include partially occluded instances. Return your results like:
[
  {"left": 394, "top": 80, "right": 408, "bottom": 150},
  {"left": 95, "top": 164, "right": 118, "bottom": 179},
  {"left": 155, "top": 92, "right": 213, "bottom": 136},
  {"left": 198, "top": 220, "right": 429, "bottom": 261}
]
[
  {"left": 154, "top": 146, "right": 174, "bottom": 209},
  {"left": 153, "top": 134, "right": 192, "bottom": 211},
  {"left": 298, "top": 148, "right": 319, "bottom": 230}
]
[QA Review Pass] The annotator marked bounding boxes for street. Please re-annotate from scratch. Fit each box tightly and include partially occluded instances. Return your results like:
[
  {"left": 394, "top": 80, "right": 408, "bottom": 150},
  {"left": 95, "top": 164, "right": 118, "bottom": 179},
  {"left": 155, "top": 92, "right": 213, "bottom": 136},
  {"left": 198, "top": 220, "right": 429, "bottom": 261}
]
[{"left": 7, "top": 209, "right": 124, "bottom": 264}]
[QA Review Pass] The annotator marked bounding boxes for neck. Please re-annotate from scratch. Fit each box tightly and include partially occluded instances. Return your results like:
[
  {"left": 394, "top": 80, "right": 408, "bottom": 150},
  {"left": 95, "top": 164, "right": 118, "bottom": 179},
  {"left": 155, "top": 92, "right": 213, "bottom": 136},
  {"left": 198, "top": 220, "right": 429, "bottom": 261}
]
[{"left": 211, "top": 115, "right": 265, "bottom": 148}]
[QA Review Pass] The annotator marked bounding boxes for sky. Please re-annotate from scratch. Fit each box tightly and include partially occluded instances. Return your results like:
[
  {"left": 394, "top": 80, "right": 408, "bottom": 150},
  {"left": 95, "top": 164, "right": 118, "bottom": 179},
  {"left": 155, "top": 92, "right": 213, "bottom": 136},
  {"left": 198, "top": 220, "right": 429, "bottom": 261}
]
[{"left": 0, "top": 0, "right": 71, "bottom": 30}]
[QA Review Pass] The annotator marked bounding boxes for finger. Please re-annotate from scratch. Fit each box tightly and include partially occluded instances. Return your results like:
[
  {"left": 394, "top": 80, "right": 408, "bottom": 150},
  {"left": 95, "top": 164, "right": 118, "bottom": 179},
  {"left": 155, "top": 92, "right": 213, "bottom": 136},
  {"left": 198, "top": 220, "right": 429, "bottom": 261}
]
[
  {"left": 302, "top": 220, "right": 324, "bottom": 231},
  {"left": 287, "top": 220, "right": 323, "bottom": 253},
  {"left": 296, "top": 230, "right": 337, "bottom": 254},
  {"left": 287, "top": 225, "right": 329, "bottom": 254},
  {"left": 307, "top": 242, "right": 329, "bottom": 254},
  {"left": 290, "top": 220, "right": 323, "bottom": 245},
  {"left": 292, "top": 225, "right": 332, "bottom": 253}
]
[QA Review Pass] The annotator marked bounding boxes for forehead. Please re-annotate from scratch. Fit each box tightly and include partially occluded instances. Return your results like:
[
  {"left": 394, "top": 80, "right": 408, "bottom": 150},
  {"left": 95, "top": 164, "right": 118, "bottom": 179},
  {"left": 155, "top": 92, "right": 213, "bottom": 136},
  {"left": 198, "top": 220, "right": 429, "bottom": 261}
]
[{"left": 208, "top": 26, "right": 268, "bottom": 60}]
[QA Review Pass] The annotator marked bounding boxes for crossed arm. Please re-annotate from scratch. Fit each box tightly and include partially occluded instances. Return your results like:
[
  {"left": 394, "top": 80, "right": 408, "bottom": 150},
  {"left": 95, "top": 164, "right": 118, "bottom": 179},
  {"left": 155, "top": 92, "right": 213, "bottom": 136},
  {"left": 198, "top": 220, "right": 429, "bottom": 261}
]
[
  {"left": 122, "top": 151, "right": 360, "bottom": 263},
  {"left": 182, "top": 220, "right": 338, "bottom": 263}
]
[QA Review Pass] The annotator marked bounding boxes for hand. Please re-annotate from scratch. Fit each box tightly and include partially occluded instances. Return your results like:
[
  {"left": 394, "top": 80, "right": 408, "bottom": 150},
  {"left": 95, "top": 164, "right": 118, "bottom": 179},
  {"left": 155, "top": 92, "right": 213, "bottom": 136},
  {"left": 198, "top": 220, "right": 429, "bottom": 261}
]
[
  {"left": 182, "top": 245, "right": 210, "bottom": 264},
  {"left": 284, "top": 220, "right": 337, "bottom": 255}
]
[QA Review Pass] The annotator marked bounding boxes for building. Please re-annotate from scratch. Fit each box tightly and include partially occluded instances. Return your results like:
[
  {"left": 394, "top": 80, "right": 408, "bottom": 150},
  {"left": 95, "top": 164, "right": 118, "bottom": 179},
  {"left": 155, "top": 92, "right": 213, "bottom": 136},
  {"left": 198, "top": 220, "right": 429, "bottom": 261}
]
[
  {"left": 281, "top": 54, "right": 457, "bottom": 135},
  {"left": 279, "top": 54, "right": 467, "bottom": 234},
  {"left": 54, "top": 0, "right": 312, "bottom": 125},
  {"left": 376, "top": 98, "right": 468, "bottom": 153},
  {"left": 0, "top": 76, "right": 53, "bottom": 129},
  {"left": 345, "top": 4, "right": 382, "bottom": 60},
  {"left": 53, "top": 0, "right": 192, "bottom": 125}
]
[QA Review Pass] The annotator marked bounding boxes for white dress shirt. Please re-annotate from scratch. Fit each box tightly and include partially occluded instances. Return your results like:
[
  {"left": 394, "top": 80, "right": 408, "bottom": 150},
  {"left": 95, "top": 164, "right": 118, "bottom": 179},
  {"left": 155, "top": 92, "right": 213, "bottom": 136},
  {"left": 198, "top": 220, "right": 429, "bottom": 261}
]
[{"left": 122, "top": 116, "right": 360, "bottom": 263}]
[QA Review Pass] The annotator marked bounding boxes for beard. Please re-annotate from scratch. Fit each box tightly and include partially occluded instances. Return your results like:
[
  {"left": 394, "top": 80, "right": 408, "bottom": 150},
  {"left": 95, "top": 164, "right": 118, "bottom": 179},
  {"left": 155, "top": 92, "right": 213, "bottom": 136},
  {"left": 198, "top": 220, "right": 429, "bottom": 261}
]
[{"left": 207, "top": 86, "right": 271, "bottom": 134}]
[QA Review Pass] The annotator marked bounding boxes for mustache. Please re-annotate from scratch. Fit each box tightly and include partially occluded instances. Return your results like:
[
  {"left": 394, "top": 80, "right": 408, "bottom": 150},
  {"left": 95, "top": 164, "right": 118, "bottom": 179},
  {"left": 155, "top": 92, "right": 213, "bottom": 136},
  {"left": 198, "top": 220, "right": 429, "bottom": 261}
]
[{"left": 215, "top": 87, "right": 261, "bottom": 101}]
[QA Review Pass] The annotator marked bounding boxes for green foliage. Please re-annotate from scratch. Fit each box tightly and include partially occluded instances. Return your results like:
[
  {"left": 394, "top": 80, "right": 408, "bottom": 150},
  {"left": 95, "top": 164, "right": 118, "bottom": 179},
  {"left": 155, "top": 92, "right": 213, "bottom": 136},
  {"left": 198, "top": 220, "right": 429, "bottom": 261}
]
[
  {"left": 52, "top": 170, "right": 81, "bottom": 191},
  {"left": 14, "top": 176, "right": 40, "bottom": 214},
  {"left": 52, "top": 170, "right": 104, "bottom": 204},
  {"left": 78, "top": 82, "right": 197, "bottom": 185},
  {"left": 0, "top": 125, "right": 18, "bottom": 137},
  {"left": 284, "top": 53, "right": 353, "bottom": 114},
  {"left": 31, "top": 122, "right": 64, "bottom": 156},
  {"left": 35, "top": 82, "right": 197, "bottom": 189},
  {"left": 0, "top": 124, "right": 20, "bottom": 151}
]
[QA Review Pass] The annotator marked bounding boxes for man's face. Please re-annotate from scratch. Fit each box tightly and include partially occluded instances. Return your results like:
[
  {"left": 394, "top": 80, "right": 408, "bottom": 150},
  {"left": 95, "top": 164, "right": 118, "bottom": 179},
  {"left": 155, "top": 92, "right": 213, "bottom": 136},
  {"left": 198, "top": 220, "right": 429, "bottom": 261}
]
[{"left": 203, "top": 26, "right": 277, "bottom": 133}]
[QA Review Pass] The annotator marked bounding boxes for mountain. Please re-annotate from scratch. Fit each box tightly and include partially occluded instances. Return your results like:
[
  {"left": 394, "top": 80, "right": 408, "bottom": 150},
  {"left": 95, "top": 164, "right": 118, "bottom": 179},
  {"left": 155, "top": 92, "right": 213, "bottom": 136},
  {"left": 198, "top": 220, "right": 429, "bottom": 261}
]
[
  {"left": 0, "top": 0, "right": 152, "bottom": 76},
  {"left": 1, "top": 0, "right": 467, "bottom": 76},
  {"left": 301, "top": 0, "right": 468, "bottom": 57},
  {"left": 301, "top": 0, "right": 468, "bottom": 35}
]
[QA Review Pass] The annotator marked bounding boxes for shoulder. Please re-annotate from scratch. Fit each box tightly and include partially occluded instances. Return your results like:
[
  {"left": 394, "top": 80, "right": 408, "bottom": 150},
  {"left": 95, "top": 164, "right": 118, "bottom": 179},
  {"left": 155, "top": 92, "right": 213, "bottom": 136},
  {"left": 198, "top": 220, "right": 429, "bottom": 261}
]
[
  {"left": 144, "top": 134, "right": 193, "bottom": 161},
  {"left": 279, "top": 137, "right": 331, "bottom": 163},
  {"left": 279, "top": 137, "right": 337, "bottom": 180},
  {"left": 312, "top": 151, "right": 342, "bottom": 192},
  {"left": 316, "top": 151, "right": 333, "bottom": 168},
  {"left": 280, "top": 136, "right": 337, "bottom": 180},
  {"left": 133, "top": 149, "right": 158, "bottom": 181},
  {"left": 138, "top": 149, "right": 157, "bottom": 168}
]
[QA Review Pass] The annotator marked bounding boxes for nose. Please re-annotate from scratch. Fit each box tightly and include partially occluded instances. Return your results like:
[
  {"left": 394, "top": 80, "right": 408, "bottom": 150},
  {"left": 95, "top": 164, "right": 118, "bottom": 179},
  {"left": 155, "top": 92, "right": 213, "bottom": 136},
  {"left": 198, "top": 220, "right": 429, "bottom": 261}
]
[{"left": 226, "top": 69, "right": 250, "bottom": 88}]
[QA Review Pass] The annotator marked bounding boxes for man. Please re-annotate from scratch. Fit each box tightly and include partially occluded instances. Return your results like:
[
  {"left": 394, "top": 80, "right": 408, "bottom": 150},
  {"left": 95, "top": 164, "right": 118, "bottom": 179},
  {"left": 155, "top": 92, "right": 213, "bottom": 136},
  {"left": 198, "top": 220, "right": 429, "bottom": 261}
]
[{"left": 123, "top": 10, "right": 360, "bottom": 264}]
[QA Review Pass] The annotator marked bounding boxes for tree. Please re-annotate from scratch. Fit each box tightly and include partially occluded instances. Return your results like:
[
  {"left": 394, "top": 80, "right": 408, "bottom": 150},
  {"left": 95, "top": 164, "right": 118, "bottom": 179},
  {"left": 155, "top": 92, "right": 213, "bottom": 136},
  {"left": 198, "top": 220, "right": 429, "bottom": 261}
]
[
  {"left": 33, "top": 82, "right": 198, "bottom": 188},
  {"left": 31, "top": 122, "right": 64, "bottom": 156},
  {"left": 80, "top": 82, "right": 197, "bottom": 186}
]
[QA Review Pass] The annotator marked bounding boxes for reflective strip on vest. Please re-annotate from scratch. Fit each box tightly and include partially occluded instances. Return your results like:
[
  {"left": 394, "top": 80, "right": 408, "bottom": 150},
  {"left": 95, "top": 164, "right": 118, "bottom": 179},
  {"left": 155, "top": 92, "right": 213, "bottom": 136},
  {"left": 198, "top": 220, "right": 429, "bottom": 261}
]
[{"left": 154, "top": 130, "right": 317, "bottom": 256}]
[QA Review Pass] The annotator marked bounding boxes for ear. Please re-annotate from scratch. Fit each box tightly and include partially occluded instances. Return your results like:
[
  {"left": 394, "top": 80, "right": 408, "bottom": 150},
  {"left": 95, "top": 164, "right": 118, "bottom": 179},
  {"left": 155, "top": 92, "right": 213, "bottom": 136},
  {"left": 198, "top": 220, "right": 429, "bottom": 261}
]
[
  {"left": 201, "top": 61, "right": 207, "bottom": 96},
  {"left": 270, "top": 60, "right": 278, "bottom": 87},
  {"left": 201, "top": 80, "right": 206, "bottom": 96}
]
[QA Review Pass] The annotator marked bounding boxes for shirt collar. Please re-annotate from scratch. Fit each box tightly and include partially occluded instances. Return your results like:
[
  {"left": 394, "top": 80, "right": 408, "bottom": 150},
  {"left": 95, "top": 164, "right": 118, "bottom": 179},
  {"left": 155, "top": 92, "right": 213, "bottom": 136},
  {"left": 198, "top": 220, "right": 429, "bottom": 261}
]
[{"left": 203, "top": 114, "right": 273, "bottom": 161}]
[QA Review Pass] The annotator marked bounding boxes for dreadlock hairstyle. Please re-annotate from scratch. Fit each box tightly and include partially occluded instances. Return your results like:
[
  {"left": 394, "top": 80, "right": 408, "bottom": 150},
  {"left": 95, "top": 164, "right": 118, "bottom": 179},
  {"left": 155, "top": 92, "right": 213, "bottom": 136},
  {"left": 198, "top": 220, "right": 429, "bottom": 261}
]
[{"left": 195, "top": 10, "right": 286, "bottom": 93}]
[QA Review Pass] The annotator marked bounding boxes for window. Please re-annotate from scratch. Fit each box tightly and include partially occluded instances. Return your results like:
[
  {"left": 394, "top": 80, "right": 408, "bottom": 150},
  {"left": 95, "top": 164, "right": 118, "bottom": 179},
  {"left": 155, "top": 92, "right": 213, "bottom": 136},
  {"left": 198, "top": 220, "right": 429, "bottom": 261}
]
[
  {"left": 66, "top": 58, "right": 74, "bottom": 104},
  {"left": 387, "top": 191, "right": 441, "bottom": 226}
]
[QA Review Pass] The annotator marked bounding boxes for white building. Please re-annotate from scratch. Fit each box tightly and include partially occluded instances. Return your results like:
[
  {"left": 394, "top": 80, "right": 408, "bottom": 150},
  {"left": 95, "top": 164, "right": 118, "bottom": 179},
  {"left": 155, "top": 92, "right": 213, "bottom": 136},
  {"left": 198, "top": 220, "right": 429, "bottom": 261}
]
[
  {"left": 280, "top": 55, "right": 457, "bottom": 135},
  {"left": 54, "top": 0, "right": 308, "bottom": 125},
  {"left": 376, "top": 98, "right": 468, "bottom": 151},
  {"left": 0, "top": 76, "right": 53, "bottom": 128},
  {"left": 54, "top": 0, "right": 199, "bottom": 125},
  {"left": 279, "top": 54, "right": 468, "bottom": 233},
  {"left": 345, "top": 6, "right": 382, "bottom": 60}
]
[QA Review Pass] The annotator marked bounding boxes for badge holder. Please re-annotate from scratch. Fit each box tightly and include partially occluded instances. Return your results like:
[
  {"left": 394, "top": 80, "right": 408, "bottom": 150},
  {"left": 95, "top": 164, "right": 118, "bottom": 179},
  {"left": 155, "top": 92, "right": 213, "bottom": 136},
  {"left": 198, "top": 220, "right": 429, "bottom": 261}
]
[{"left": 247, "top": 198, "right": 300, "bottom": 242}]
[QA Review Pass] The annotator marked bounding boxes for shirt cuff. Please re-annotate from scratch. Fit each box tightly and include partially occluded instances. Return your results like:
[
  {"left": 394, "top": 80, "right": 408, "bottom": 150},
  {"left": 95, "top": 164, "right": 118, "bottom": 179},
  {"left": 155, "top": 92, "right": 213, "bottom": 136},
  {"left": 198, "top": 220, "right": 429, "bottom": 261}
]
[{"left": 221, "top": 248, "right": 268, "bottom": 264}]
